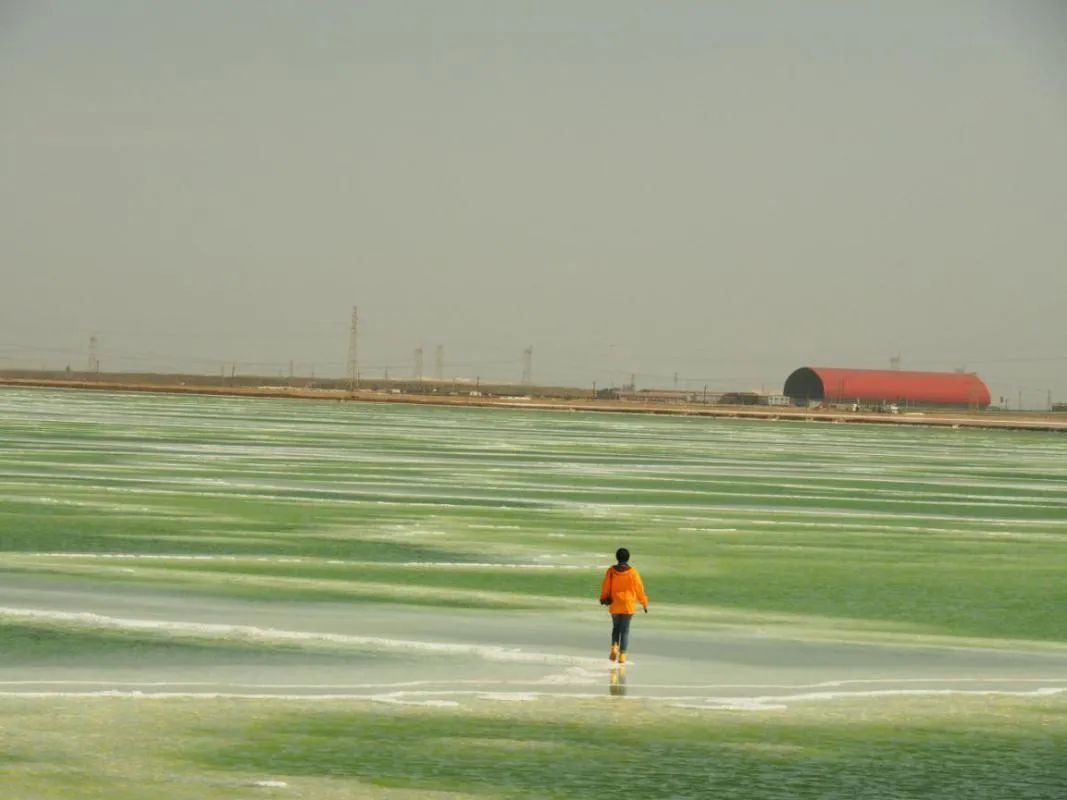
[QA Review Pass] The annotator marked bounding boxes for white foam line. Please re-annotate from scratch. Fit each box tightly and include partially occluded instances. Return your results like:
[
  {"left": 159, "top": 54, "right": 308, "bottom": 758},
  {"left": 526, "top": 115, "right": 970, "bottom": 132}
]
[
  {"left": 675, "top": 686, "right": 1067, "bottom": 712},
  {"left": 639, "top": 677, "right": 1067, "bottom": 690},
  {"left": 396, "top": 562, "right": 593, "bottom": 570},
  {"left": 0, "top": 680, "right": 220, "bottom": 687},
  {"left": 17, "top": 553, "right": 350, "bottom": 568},
  {"left": 0, "top": 607, "right": 601, "bottom": 668},
  {"left": 22, "top": 554, "right": 494, "bottom": 565},
  {"left": 14, "top": 553, "right": 597, "bottom": 570},
  {"left": 0, "top": 687, "right": 607, "bottom": 702},
  {"left": 370, "top": 694, "right": 460, "bottom": 708},
  {"left": 4, "top": 678, "right": 1062, "bottom": 695},
  {"left": 478, "top": 692, "right": 539, "bottom": 702},
  {"left": 3, "top": 677, "right": 1062, "bottom": 691},
  {"left": 0, "top": 691, "right": 472, "bottom": 701},
  {"left": 1, "top": 687, "right": 1065, "bottom": 707},
  {"left": 18, "top": 553, "right": 248, "bottom": 561}
]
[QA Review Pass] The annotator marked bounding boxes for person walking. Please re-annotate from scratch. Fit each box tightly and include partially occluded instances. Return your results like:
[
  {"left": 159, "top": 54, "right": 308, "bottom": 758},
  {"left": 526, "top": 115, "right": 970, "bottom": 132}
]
[{"left": 599, "top": 547, "right": 648, "bottom": 664}]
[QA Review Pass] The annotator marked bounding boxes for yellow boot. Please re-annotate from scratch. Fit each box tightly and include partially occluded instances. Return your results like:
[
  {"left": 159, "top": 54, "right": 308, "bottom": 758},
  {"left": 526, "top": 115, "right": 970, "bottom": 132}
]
[
  {"left": 618, "top": 652, "right": 627, "bottom": 665},
  {"left": 609, "top": 644, "right": 619, "bottom": 662}
]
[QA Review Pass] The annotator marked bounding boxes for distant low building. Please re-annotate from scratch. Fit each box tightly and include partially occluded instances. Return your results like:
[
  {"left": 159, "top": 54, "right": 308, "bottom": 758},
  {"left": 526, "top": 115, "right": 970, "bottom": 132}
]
[
  {"left": 719, "top": 392, "right": 762, "bottom": 406},
  {"left": 614, "top": 388, "right": 724, "bottom": 404},
  {"left": 618, "top": 389, "right": 696, "bottom": 404},
  {"left": 757, "top": 394, "right": 791, "bottom": 406}
]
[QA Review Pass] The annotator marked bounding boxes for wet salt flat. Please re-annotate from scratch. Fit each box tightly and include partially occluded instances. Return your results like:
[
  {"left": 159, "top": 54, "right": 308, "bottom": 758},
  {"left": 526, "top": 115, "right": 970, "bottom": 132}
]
[
  {"left": 1, "top": 387, "right": 1066, "bottom": 708},
  {"left": 3, "top": 573, "right": 1067, "bottom": 709}
]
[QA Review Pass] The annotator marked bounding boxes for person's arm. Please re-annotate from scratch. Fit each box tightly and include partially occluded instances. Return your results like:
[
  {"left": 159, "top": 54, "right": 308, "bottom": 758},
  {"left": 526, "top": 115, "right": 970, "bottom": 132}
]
[
  {"left": 635, "top": 570, "right": 649, "bottom": 611},
  {"left": 599, "top": 569, "right": 612, "bottom": 605}
]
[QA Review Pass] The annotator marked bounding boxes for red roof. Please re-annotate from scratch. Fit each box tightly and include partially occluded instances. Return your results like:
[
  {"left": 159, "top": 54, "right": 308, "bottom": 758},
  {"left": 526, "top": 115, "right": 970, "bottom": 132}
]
[{"left": 784, "top": 367, "right": 991, "bottom": 407}]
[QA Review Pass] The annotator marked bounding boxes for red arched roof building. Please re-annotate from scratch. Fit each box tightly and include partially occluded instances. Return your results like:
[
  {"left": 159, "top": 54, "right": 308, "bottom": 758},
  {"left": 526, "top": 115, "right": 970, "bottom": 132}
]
[{"left": 784, "top": 367, "right": 991, "bottom": 408}]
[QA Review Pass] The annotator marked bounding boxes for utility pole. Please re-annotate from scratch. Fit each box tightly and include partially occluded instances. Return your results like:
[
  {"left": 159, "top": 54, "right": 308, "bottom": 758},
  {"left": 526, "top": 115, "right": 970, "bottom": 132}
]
[
  {"left": 347, "top": 306, "right": 359, "bottom": 390},
  {"left": 1018, "top": 389, "right": 1023, "bottom": 411},
  {"left": 521, "top": 346, "right": 533, "bottom": 385},
  {"left": 414, "top": 347, "right": 423, "bottom": 381},
  {"left": 673, "top": 372, "right": 678, "bottom": 389},
  {"left": 87, "top": 334, "right": 99, "bottom": 373},
  {"left": 435, "top": 345, "right": 444, "bottom": 381},
  {"left": 288, "top": 360, "right": 294, "bottom": 379}
]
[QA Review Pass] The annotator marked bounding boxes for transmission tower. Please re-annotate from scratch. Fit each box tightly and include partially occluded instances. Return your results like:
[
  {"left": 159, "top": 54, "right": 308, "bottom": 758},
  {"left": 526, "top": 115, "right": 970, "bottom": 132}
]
[
  {"left": 413, "top": 347, "right": 424, "bottom": 380},
  {"left": 87, "top": 335, "right": 99, "bottom": 373},
  {"left": 521, "top": 346, "right": 533, "bottom": 385},
  {"left": 347, "top": 307, "right": 359, "bottom": 389},
  {"left": 435, "top": 345, "right": 444, "bottom": 381},
  {"left": 889, "top": 354, "right": 901, "bottom": 371}
]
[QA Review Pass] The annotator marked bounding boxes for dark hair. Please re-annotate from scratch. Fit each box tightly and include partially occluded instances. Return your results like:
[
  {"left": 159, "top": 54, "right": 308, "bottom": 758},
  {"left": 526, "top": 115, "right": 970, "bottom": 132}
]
[{"left": 615, "top": 547, "right": 630, "bottom": 563}]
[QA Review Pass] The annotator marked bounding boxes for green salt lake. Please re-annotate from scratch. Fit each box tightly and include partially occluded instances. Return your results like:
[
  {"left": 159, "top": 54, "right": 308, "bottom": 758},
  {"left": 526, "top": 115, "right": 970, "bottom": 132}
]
[{"left": 1, "top": 386, "right": 1065, "bottom": 798}]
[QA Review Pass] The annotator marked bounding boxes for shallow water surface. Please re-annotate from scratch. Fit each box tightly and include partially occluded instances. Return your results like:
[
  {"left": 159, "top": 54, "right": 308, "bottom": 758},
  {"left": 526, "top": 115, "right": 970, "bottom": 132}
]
[{"left": 1, "top": 387, "right": 1066, "bottom": 797}]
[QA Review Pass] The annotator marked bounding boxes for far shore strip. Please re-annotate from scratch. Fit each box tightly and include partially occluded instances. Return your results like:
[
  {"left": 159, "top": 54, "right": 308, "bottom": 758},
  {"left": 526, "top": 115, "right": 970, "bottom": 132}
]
[{"left": 2, "top": 377, "right": 1065, "bottom": 433}]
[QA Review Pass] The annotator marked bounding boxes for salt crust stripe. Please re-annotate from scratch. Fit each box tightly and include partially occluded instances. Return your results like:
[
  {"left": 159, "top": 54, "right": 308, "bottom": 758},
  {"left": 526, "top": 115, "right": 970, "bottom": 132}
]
[
  {"left": 1, "top": 677, "right": 1065, "bottom": 691},
  {"left": 672, "top": 686, "right": 1067, "bottom": 711},
  {"left": 0, "top": 688, "right": 1063, "bottom": 708},
  {"left": 0, "top": 607, "right": 601, "bottom": 667},
  {"left": 13, "top": 553, "right": 595, "bottom": 569}
]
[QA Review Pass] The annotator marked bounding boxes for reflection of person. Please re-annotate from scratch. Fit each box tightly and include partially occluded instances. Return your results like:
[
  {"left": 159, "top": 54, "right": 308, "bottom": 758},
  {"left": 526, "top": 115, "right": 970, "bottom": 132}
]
[
  {"left": 609, "top": 665, "right": 627, "bottom": 696},
  {"left": 599, "top": 547, "right": 649, "bottom": 664}
]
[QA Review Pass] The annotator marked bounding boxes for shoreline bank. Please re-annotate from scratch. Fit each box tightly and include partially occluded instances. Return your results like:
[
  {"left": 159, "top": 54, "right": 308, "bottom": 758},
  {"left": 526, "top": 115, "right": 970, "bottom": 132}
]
[{"left": 2, "top": 377, "right": 1065, "bottom": 433}]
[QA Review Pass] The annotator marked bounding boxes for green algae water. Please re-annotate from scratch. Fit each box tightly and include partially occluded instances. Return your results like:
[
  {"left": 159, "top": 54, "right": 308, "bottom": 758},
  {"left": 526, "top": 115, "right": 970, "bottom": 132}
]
[{"left": 1, "top": 387, "right": 1066, "bottom": 798}]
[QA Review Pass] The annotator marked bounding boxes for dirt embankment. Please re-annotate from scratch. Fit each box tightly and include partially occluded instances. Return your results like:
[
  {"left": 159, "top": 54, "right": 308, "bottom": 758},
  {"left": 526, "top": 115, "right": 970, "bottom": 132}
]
[{"left": 2, "top": 376, "right": 1065, "bottom": 433}]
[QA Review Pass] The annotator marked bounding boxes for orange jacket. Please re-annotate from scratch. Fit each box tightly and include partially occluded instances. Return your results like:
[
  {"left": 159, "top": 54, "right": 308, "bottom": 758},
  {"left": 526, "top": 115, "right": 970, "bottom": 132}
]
[{"left": 600, "top": 565, "right": 648, "bottom": 615}]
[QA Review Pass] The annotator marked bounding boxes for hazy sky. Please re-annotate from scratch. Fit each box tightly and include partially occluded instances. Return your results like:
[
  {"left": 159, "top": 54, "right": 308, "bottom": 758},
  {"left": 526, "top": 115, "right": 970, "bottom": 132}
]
[{"left": 2, "top": 1, "right": 1065, "bottom": 405}]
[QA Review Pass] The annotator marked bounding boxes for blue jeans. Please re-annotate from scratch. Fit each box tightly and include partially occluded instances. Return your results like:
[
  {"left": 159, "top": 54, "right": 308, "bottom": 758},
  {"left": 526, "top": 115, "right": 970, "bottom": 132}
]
[{"left": 611, "top": 614, "right": 633, "bottom": 653}]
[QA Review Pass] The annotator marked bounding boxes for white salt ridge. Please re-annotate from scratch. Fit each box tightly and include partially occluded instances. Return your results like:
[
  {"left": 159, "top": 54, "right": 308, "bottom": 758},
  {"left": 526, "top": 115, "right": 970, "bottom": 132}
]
[
  {"left": 0, "top": 607, "right": 602, "bottom": 667},
  {"left": 7, "top": 677, "right": 1058, "bottom": 693},
  {"left": 675, "top": 686, "right": 1067, "bottom": 712},
  {"left": 16, "top": 552, "right": 595, "bottom": 570},
  {"left": 536, "top": 667, "right": 613, "bottom": 685},
  {"left": 370, "top": 694, "right": 460, "bottom": 707},
  {"left": 397, "top": 561, "right": 592, "bottom": 570},
  {"left": 2, "top": 686, "right": 1064, "bottom": 710}
]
